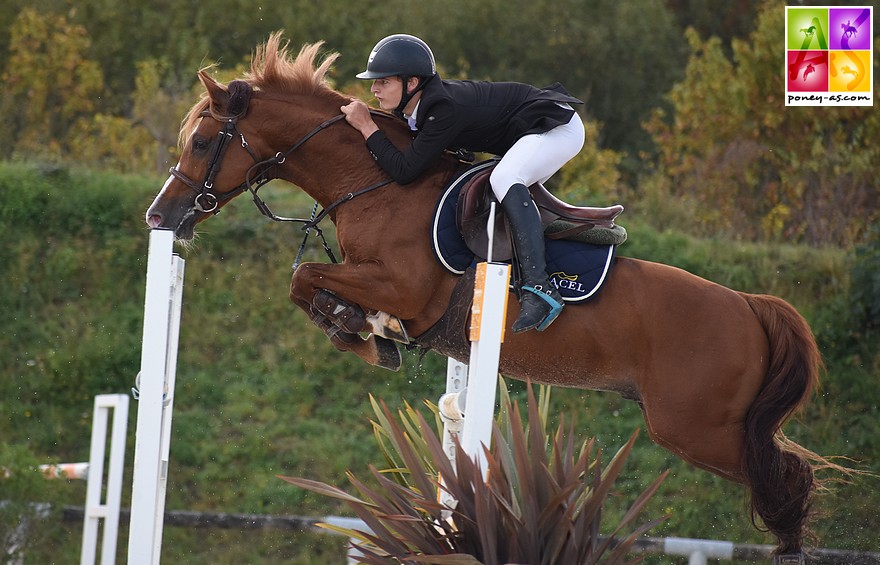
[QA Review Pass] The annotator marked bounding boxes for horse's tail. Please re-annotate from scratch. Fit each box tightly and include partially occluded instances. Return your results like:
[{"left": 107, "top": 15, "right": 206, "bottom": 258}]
[{"left": 740, "top": 293, "right": 823, "bottom": 555}]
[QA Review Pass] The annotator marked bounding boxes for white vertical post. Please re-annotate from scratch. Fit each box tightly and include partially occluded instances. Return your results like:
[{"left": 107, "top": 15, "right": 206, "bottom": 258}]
[
  {"left": 440, "top": 360, "right": 468, "bottom": 464},
  {"left": 438, "top": 359, "right": 468, "bottom": 509},
  {"left": 437, "top": 202, "right": 510, "bottom": 489},
  {"left": 460, "top": 261, "right": 510, "bottom": 475},
  {"left": 80, "top": 394, "right": 129, "bottom": 565},
  {"left": 127, "top": 229, "right": 184, "bottom": 565}
]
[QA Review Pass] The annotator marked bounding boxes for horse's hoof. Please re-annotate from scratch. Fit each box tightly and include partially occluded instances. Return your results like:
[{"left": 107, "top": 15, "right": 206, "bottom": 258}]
[
  {"left": 373, "top": 336, "right": 401, "bottom": 371},
  {"left": 367, "top": 311, "right": 410, "bottom": 344}
]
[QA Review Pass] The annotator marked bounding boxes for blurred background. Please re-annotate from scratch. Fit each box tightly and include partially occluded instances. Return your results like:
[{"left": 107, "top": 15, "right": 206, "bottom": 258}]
[{"left": 1, "top": 0, "right": 878, "bottom": 562}]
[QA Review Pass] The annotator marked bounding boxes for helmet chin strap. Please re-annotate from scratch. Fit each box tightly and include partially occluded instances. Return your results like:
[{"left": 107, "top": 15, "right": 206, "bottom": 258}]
[{"left": 394, "top": 75, "right": 432, "bottom": 119}]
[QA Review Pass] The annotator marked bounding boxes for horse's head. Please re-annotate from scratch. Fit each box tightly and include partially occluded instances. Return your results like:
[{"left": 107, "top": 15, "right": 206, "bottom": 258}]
[{"left": 146, "top": 72, "right": 260, "bottom": 239}]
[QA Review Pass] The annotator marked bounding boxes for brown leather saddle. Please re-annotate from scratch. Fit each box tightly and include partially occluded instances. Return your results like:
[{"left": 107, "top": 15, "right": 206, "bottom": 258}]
[{"left": 455, "top": 168, "right": 624, "bottom": 261}]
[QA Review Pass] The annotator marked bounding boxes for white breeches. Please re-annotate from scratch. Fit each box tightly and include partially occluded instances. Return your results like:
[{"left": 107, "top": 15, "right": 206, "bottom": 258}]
[{"left": 489, "top": 110, "right": 585, "bottom": 201}]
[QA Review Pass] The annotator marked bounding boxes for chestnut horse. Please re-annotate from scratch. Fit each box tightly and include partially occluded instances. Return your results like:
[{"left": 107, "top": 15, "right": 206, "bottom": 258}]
[{"left": 146, "top": 35, "right": 833, "bottom": 559}]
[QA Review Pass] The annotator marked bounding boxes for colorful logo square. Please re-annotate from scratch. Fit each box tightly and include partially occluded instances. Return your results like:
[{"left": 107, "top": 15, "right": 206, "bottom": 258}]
[
  {"left": 785, "top": 6, "right": 873, "bottom": 106},
  {"left": 829, "top": 8, "right": 871, "bottom": 50},
  {"left": 787, "top": 8, "right": 829, "bottom": 50},
  {"left": 829, "top": 50, "right": 871, "bottom": 92},
  {"left": 787, "top": 51, "right": 829, "bottom": 92}
]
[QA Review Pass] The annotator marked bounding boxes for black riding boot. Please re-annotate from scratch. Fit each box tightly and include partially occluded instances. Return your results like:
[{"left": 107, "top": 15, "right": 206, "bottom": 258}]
[{"left": 500, "top": 183, "right": 564, "bottom": 332}]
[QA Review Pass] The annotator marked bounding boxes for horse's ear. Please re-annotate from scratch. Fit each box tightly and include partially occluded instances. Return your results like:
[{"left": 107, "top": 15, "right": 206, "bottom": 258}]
[
  {"left": 199, "top": 69, "right": 231, "bottom": 117},
  {"left": 227, "top": 80, "right": 253, "bottom": 118},
  {"left": 197, "top": 71, "right": 251, "bottom": 118}
]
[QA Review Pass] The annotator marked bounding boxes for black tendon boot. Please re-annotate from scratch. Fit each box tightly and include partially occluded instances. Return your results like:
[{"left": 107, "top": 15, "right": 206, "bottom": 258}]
[{"left": 500, "top": 183, "right": 564, "bottom": 332}]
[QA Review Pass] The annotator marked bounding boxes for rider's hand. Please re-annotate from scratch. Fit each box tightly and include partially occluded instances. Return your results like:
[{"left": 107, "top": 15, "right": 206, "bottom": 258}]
[{"left": 341, "top": 99, "right": 379, "bottom": 140}]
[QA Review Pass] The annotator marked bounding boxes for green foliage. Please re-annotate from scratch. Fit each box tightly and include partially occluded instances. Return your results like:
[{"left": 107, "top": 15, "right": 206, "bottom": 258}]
[
  {"left": 1, "top": 0, "right": 875, "bottom": 250},
  {"left": 849, "top": 224, "right": 880, "bottom": 336},
  {"left": 1, "top": 8, "right": 104, "bottom": 159},
  {"left": 0, "top": 443, "right": 76, "bottom": 564},
  {"left": 555, "top": 119, "right": 624, "bottom": 204},
  {"left": 812, "top": 223, "right": 880, "bottom": 373},
  {"left": 666, "top": 0, "right": 760, "bottom": 49},
  {"left": 644, "top": 0, "right": 879, "bottom": 247},
  {"left": 0, "top": 0, "right": 687, "bottom": 171},
  {"left": 131, "top": 58, "right": 196, "bottom": 171},
  {"left": 0, "top": 162, "right": 152, "bottom": 458},
  {"left": 617, "top": 222, "right": 847, "bottom": 319},
  {"left": 403, "top": 0, "right": 686, "bottom": 155},
  {"left": 67, "top": 114, "right": 157, "bottom": 174},
  {"left": 282, "top": 385, "right": 666, "bottom": 564}
]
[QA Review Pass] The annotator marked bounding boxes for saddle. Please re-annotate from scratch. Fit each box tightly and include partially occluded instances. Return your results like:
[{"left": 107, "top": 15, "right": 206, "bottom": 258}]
[{"left": 455, "top": 167, "right": 624, "bottom": 261}]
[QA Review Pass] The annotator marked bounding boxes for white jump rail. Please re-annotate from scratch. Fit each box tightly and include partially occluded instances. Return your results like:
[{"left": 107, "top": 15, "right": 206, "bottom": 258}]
[
  {"left": 39, "top": 462, "right": 90, "bottom": 481},
  {"left": 127, "top": 228, "right": 185, "bottom": 565}
]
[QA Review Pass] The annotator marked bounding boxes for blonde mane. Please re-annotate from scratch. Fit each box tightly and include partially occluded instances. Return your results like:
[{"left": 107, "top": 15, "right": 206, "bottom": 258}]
[
  {"left": 179, "top": 33, "right": 340, "bottom": 147},
  {"left": 245, "top": 33, "right": 340, "bottom": 95}
]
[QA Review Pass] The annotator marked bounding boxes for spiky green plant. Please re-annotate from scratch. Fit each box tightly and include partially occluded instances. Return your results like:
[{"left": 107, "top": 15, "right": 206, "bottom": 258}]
[{"left": 280, "top": 383, "right": 667, "bottom": 564}]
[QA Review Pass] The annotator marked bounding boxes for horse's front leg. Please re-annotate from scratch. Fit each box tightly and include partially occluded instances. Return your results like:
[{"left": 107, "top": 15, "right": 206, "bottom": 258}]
[
  {"left": 311, "top": 290, "right": 409, "bottom": 343},
  {"left": 288, "top": 293, "right": 402, "bottom": 371},
  {"left": 291, "top": 261, "right": 419, "bottom": 341}
]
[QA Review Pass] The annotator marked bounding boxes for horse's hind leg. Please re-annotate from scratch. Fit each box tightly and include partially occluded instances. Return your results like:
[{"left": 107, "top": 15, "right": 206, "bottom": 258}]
[
  {"left": 640, "top": 374, "right": 813, "bottom": 559},
  {"left": 640, "top": 404, "right": 747, "bottom": 484}
]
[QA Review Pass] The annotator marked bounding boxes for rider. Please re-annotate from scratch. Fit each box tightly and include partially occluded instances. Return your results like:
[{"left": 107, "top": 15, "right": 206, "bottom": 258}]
[{"left": 341, "top": 34, "right": 585, "bottom": 333}]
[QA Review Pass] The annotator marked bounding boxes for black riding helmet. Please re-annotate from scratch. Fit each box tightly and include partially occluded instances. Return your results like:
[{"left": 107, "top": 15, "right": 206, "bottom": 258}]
[{"left": 356, "top": 34, "right": 437, "bottom": 118}]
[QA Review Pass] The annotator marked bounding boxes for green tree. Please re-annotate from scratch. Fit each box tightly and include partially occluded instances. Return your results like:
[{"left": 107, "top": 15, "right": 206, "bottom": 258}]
[
  {"left": 1, "top": 8, "right": 104, "bottom": 159},
  {"left": 644, "top": 28, "right": 751, "bottom": 235},
  {"left": 1, "top": 0, "right": 691, "bottom": 175},
  {"left": 402, "top": 0, "right": 687, "bottom": 158},
  {"left": 70, "top": 0, "right": 211, "bottom": 113},
  {"left": 555, "top": 119, "right": 625, "bottom": 204},
  {"left": 666, "top": 0, "right": 760, "bottom": 50},
  {"left": 847, "top": 224, "right": 880, "bottom": 348},
  {"left": 131, "top": 59, "right": 195, "bottom": 174},
  {"left": 644, "top": 0, "right": 879, "bottom": 247},
  {"left": 66, "top": 114, "right": 156, "bottom": 174}
]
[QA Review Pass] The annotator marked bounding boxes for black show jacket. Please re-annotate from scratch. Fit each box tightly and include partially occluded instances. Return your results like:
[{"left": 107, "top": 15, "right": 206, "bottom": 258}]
[{"left": 365, "top": 75, "right": 583, "bottom": 185}]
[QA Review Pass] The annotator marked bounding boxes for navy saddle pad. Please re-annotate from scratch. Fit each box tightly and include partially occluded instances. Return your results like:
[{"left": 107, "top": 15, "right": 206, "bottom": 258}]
[{"left": 431, "top": 163, "right": 616, "bottom": 303}]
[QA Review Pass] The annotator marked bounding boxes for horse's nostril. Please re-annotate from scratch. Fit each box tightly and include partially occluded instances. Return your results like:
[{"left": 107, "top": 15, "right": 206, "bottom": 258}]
[{"left": 147, "top": 214, "right": 163, "bottom": 229}]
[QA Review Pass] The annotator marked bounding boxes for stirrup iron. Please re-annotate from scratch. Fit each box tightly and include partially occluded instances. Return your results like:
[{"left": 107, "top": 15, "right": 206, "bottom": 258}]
[{"left": 521, "top": 286, "right": 563, "bottom": 331}]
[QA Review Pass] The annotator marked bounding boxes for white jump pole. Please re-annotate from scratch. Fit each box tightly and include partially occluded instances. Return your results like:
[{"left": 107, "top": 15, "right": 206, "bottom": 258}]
[
  {"left": 80, "top": 394, "right": 129, "bottom": 565},
  {"left": 459, "top": 260, "right": 509, "bottom": 475},
  {"left": 127, "top": 228, "right": 185, "bottom": 565},
  {"left": 439, "top": 202, "right": 510, "bottom": 479}
]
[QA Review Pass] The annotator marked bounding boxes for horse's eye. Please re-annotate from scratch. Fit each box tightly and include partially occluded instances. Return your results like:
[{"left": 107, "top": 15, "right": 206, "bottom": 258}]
[{"left": 192, "top": 136, "right": 211, "bottom": 152}]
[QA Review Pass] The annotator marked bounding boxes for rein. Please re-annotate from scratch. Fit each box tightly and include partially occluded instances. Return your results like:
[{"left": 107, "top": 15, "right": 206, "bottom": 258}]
[{"left": 170, "top": 110, "right": 394, "bottom": 268}]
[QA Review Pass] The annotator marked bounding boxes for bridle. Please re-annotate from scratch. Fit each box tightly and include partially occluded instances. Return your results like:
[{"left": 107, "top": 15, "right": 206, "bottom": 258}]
[
  {"left": 169, "top": 109, "right": 394, "bottom": 266},
  {"left": 169, "top": 115, "right": 246, "bottom": 213}
]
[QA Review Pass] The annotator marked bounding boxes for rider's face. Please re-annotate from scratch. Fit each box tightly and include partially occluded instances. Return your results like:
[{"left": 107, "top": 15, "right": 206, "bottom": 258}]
[{"left": 371, "top": 77, "right": 404, "bottom": 110}]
